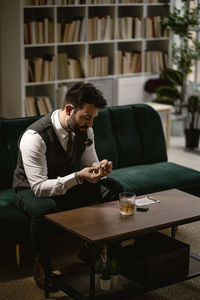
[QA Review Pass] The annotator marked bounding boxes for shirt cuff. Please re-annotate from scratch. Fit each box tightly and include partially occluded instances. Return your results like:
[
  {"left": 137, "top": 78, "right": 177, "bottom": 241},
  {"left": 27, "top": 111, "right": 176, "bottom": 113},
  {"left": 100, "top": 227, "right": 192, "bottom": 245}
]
[{"left": 75, "top": 172, "right": 83, "bottom": 184}]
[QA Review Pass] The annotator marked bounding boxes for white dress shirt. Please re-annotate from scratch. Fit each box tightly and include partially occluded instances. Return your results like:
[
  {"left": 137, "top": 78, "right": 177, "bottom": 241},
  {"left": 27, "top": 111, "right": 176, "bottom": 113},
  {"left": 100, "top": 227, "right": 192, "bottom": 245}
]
[{"left": 20, "top": 110, "right": 99, "bottom": 197}]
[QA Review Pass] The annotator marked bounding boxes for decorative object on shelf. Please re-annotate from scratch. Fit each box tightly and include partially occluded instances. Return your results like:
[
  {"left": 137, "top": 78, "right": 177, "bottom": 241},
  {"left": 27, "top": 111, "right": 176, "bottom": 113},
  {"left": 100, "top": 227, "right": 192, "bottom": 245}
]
[
  {"left": 160, "top": 0, "right": 200, "bottom": 114},
  {"left": 108, "top": 258, "right": 120, "bottom": 287},
  {"left": 184, "top": 95, "right": 200, "bottom": 148},
  {"left": 99, "top": 267, "right": 111, "bottom": 291}
]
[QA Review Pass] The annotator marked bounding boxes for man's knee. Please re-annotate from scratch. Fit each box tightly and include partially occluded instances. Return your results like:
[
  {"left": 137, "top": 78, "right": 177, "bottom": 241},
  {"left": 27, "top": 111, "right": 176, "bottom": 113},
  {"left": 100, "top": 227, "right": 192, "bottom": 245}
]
[
  {"left": 102, "top": 178, "right": 123, "bottom": 194},
  {"left": 31, "top": 198, "right": 57, "bottom": 218},
  {"left": 14, "top": 189, "right": 57, "bottom": 218}
]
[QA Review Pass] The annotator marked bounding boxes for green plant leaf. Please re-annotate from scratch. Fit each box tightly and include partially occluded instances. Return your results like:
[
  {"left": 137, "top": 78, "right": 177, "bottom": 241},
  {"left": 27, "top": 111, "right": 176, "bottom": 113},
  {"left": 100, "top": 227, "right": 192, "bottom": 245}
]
[
  {"left": 156, "top": 85, "right": 181, "bottom": 100},
  {"left": 160, "top": 68, "right": 183, "bottom": 86},
  {"left": 153, "top": 97, "right": 175, "bottom": 105}
]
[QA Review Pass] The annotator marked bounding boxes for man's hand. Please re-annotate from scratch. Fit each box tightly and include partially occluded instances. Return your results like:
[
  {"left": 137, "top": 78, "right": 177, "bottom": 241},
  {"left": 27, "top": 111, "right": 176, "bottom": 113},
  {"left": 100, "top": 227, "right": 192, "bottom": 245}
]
[
  {"left": 77, "top": 166, "right": 103, "bottom": 183},
  {"left": 92, "top": 159, "right": 113, "bottom": 177},
  {"left": 77, "top": 160, "right": 112, "bottom": 183}
]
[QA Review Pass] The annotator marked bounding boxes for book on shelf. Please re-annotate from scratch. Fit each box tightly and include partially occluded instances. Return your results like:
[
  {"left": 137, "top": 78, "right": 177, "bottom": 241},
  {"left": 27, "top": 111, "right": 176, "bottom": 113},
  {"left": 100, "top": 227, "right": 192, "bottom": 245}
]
[
  {"left": 78, "top": 56, "right": 87, "bottom": 77},
  {"left": 145, "top": 51, "right": 167, "bottom": 72},
  {"left": 88, "top": 55, "right": 109, "bottom": 77},
  {"left": 58, "top": 53, "right": 82, "bottom": 79},
  {"left": 96, "top": 17, "right": 102, "bottom": 41},
  {"left": 48, "top": 21, "right": 54, "bottom": 42},
  {"left": 126, "top": 17, "right": 133, "bottom": 39},
  {"left": 43, "top": 96, "right": 53, "bottom": 112},
  {"left": 120, "top": 18, "right": 126, "bottom": 39},
  {"left": 25, "top": 96, "right": 38, "bottom": 116},
  {"left": 118, "top": 51, "right": 141, "bottom": 74},
  {"left": 73, "top": 19, "right": 81, "bottom": 42},
  {"left": 57, "top": 23, "right": 62, "bottom": 43},
  {"left": 88, "top": 16, "right": 112, "bottom": 41},
  {"left": 67, "top": 20, "right": 76, "bottom": 42},
  {"left": 24, "top": 18, "right": 53, "bottom": 44},
  {"left": 130, "top": 52, "right": 140, "bottom": 73},
  {"left": 33, "top": 58, "right": 43, "bottom": 82},
  {"left": 44, "top": 18, "right": 49, "bottom": 44},
  {"left": 58, "top": 53, "right": 68, "bottom": 79},
  {"left": 24, "top": 0, "right": 55, "bottom": 5},
  {"left": 117, "top": 50, "right": 123, "bottom": 74},
  {"left": 118, "top": 17, "right": 137, "bottom": 39},
  {"left": 153, "top": 16, "right": 161, "bottom": 38},
  {"left": 25, "top": 95, "right": 53, "bottom": 117},
  {"left": 80, "top": 18, "right": 85, "bottom": 41},
  {"left": 144, "top": 17, "right": 153, "bottom": 38},
  {"left": 36, "top": 96, "right": 48, "bottom": 115},
  {"left": 144, "top": 16, "right": 162, "bottom": 38},
  {"left": 26, "top": 55, "right": 55, "bottom": 83},
  {"left": 56, "top": 85, "right": 68, "bottom": 108},
  {"left": 104, "top": 15, "right": 112, "bottom": 40},
  {"left": 134, "top": 17, "right": 142, "bottom": 39},
  {"left": 36, "top": 96, "right": 53, "bottom": 115},
  {"left": 67, "top": 58, "right": 82, "bottom": 79}
]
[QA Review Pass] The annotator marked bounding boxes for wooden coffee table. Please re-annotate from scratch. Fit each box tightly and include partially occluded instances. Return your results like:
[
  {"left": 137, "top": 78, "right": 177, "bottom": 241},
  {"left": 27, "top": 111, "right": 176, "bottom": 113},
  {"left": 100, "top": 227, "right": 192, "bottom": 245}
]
[{"left": 44, "top": 189, "right": 200, "bottom": 299}]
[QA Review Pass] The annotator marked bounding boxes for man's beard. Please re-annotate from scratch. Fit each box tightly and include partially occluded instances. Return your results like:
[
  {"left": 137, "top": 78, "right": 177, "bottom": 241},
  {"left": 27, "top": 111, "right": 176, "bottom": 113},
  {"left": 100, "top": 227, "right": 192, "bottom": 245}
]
[{"left": 67, "top": 113, "right": 88, "bottom": 134}]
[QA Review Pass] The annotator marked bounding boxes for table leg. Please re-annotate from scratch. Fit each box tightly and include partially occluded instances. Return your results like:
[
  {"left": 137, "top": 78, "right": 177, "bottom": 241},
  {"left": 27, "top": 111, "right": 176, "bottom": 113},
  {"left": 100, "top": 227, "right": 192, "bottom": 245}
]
[
  {"left": 45, "top": 275, "right": 49, "bottom": 298},
  {"left": 44, "top": 220, "right": 50, "bottom": 298},
  {"left": 171, "top": 225, "right": 176, "bottom": 239},
  {"left": 166, "top": 109, "right": 171, "bottom": 149},
  {"left": 89, "top": 244, "right": 96, "bottom": 300}
]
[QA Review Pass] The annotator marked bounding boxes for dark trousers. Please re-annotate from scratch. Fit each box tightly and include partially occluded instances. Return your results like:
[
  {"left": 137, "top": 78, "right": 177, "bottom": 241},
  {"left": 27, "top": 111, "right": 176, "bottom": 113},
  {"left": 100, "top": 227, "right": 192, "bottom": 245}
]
[{"left": 14, "top": 178, "right": 122, "bottom": 271}]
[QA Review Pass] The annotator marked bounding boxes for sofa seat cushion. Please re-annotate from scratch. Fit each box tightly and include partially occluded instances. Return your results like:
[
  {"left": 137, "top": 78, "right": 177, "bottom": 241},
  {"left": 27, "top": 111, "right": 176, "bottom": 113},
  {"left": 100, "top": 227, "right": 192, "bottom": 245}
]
[
  {"left": 109, "top": 162, "right": 200, "bottom": 196},
  {"left": 0, "top": 189, "right": 28, "bottom": 225}
]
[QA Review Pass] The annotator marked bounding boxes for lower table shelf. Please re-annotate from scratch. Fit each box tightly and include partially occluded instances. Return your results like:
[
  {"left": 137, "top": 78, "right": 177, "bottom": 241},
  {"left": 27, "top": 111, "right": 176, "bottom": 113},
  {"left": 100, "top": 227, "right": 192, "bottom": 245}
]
[{"left": 46, "top": 254, "right": 200, "bottom": 300}]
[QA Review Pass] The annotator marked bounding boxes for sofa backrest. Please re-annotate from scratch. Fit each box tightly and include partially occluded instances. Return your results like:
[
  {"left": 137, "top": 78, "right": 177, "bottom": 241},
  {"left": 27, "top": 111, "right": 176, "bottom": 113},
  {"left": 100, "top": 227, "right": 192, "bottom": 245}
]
[
  {"left": 0, "top": 104, "right": 167, "bottom": 190},
  {"left": 93, "top": 104, "right": 167, "bottom": 169},
  {"left": 0, "top": 116, "right": 40, "bottom": 190}
]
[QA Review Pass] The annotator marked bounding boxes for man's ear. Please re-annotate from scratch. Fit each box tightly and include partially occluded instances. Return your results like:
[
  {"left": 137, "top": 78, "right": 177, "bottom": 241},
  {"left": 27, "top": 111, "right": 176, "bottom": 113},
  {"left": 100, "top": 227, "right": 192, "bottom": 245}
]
[{"left": 65, "top": 104, "right": 74, "bottom": 116}]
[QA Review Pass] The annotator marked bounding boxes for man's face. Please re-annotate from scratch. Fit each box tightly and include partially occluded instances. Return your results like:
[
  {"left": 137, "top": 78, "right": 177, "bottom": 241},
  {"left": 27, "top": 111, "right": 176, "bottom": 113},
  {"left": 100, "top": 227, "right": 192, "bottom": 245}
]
[{"left": 67, "top": 103, "right": 98, "bottom": 133}]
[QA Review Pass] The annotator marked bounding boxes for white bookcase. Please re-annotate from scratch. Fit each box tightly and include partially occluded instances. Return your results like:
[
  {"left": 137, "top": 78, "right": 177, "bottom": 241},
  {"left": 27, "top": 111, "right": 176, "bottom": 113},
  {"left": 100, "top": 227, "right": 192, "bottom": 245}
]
[{"left": 0, "top": 0, "right": 171, "bottom": 118}]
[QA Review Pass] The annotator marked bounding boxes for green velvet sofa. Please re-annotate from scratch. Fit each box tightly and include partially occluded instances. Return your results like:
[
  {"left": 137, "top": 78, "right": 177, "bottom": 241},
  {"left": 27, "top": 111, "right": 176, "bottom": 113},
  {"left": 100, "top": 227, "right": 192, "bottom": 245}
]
[{"left": 1, "top": 104, "right": 200, "bottom": 264}]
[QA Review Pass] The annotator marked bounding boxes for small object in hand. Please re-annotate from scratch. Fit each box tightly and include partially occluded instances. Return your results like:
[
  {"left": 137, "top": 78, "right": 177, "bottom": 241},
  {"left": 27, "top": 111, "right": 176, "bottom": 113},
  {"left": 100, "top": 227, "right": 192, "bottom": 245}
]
[{"left": 136, "top": 206, "right": 148, "bottom": 212}]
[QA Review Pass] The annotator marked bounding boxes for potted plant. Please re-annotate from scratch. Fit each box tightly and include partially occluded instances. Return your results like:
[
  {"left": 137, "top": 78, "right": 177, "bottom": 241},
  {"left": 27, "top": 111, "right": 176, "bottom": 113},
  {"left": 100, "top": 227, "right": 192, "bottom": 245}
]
[
  {"left": 94, "top": 258, "right": 103, "bottom": 284},
  {"left": 160, "top": 0, "right": 200, "bottom": 114},
  {"left": 99, "top": 267, "right": 111, "bottom": 290},
  {"left": 184, "top": 95, "right": 200, "bottom": 148},
  {"left": 151, "top": 68, "right": 183, "bottom": 112},
  {"left": 108, "top": 258, "right": 120, "bottom": 286}
]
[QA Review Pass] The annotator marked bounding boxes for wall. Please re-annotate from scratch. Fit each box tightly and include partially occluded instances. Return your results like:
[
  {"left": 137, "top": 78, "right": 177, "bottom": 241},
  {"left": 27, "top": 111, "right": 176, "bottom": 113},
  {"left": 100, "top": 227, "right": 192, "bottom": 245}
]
[
  {"left": 0, "top": 0, "right": 23, "bottom": 118},
  {"left": 0, "top": 0, "right": 2, "bottom": 117}
]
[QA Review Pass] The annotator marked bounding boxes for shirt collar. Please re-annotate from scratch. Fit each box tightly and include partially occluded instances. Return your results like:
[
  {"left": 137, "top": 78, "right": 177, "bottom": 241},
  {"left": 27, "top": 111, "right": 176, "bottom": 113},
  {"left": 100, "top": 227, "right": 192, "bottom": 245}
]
[{"left": 51, "top": 109, "right": 69, "bottom": 139}]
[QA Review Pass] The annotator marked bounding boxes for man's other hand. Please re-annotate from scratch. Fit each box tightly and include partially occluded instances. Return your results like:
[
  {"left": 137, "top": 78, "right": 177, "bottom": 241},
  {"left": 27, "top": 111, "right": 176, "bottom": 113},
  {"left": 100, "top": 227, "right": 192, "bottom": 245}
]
[{"left": 92, "top": 159, "right": 113, "bottom": 177}]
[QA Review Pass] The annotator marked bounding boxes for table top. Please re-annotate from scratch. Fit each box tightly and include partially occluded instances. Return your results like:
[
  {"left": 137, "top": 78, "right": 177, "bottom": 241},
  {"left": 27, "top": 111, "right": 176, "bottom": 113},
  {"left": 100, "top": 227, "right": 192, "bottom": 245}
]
[
  {"left": 147, "top": 102, "right": 172, "bottom": 112},
  {"left": 45, "top": 189, "right": 200, "bottom": 243}
]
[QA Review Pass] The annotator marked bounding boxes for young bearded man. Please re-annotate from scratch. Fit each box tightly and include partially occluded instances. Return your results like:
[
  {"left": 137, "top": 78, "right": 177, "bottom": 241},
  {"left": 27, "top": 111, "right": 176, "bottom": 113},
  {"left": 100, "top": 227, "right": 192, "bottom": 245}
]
[{"left": 13, "top": 82, "right": 122, "bottom": 290}]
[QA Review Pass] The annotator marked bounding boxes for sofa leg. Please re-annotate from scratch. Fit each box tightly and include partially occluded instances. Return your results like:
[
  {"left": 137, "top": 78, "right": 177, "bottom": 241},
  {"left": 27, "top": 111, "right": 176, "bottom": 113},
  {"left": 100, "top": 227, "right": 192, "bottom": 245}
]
[{"left": 16, "top": 244, "right": 20, "bottom": 268}]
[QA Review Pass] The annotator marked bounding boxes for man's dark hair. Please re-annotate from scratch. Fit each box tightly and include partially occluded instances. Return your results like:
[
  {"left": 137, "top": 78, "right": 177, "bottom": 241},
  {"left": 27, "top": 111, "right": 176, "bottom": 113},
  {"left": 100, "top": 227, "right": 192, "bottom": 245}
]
[{"left": 62, "top": 82, "right": 107, "bottom": 110}]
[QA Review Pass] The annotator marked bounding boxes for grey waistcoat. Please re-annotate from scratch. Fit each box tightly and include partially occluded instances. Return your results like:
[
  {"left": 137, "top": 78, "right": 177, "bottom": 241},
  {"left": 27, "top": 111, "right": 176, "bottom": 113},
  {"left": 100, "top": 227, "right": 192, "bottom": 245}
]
[{"left": 13, "top": 112, "right": 86, "bottom": 191}]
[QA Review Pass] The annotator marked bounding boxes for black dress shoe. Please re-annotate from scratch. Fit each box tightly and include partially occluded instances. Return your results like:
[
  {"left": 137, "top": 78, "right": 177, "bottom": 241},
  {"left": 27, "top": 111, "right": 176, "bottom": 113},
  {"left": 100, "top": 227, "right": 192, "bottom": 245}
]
[{"left": 33, "top": 259, "right": 58, "bottom": 292}]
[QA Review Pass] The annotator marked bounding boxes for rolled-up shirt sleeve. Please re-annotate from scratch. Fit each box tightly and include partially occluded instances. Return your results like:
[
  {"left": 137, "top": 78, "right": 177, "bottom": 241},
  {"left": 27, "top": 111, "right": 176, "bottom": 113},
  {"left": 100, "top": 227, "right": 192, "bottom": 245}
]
[
  {"left": 80, "top": 127, "right": 99, "bottom": 167},
  {"left": 20, "top": 130, "right": 78, "bottom": 197}
]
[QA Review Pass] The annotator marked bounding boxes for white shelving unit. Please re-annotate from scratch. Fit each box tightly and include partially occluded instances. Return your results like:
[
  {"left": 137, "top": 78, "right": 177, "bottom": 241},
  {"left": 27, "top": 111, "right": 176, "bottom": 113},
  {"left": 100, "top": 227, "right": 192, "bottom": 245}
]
[{"left": 0, "top": 0, "right": 171, "bottom": 118}]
